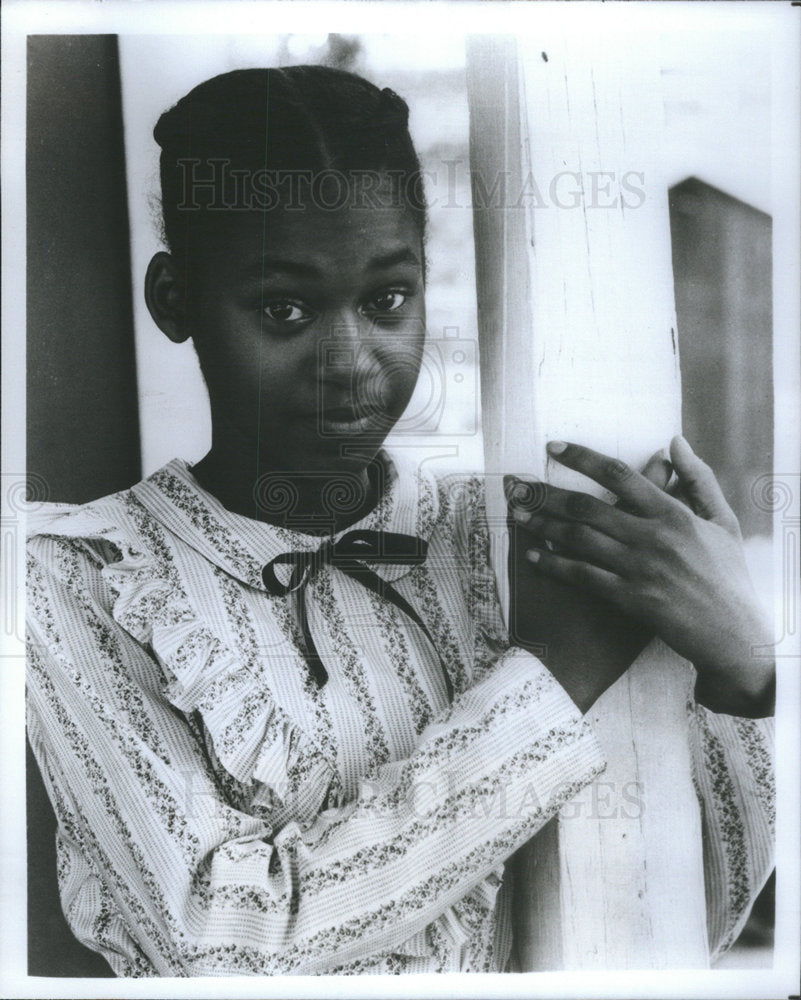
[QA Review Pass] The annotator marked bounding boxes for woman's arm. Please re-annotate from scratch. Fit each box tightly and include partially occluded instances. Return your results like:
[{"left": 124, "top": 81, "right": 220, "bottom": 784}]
[
  {"left": 688, "top": 701, "right": 774, "bottom": 962},
  {"left": 507, "top": 436, "right": 775, "bottom": 718},
  {"left": 26, "top": 536, "right": 605, "bottom": 976}
]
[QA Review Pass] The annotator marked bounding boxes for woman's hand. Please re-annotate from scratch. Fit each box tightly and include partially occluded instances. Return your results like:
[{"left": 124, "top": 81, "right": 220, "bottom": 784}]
[
  {"left": 506, "top": 451, "right": 671, "bottom": 715},
  {"left": 509, "top": 436, "right": 775, "bottom": 718}
]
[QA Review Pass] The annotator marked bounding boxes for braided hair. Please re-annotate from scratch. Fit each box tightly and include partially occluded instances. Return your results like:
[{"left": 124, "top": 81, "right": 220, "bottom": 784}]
[{"left": 154, "top": 66, "right": 427, "bottom": 257}]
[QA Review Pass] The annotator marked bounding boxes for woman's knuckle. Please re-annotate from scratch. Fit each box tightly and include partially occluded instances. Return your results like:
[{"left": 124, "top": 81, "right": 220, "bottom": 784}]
[
  {"left": 626, "top": 546, "right": 651, "bottom": 576},
  {"left": 603, "top": 457, "right": 633, "bottom": 482},
  {"left": 683, "top": 513, "right": 705, "bottom": 542},
  {"left": 648, "top": 521, "right": 676, "bottom": 551},
  {"left": 635, "top": 583, "right": 661, "bottom": 613},
  {"left": 663, "top": 502, "right": 691, "bottom": 530}
]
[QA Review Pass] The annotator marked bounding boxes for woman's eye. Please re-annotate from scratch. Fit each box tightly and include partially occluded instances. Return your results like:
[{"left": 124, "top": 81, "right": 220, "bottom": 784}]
[
  {"left": 363, "top": 290, "right": 407, "bottom": 314},
  {"left": 262, "top": 300, "right": 311, "bottom": 323}
]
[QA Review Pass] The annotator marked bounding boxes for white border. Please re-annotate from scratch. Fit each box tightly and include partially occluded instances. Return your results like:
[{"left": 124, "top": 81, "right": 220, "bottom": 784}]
[{"left": 2, "top": 3, "right": 799, "bottom": 998}]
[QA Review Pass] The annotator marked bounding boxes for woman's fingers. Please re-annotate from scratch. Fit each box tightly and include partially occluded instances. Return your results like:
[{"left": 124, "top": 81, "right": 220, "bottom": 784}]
[
  {"left": 509, "top": 478, "right": 643, "bottom": 545},
  {"left": 618, "top": 447, "right": 674, "bottom": 514},
  {"left": 513, "top": 507, "right": 632, "bottom": 574},
  {"left": 504, "top": 475, "right": 546, "bottom": 512},
  {"left": 525, "top": 546, "right": 627, "bottom": 602},
  {"left": 669, "top": 435, "right": 741, "bottom": 535},
  {"left": 546, "top": 441, "right": 675, "bottom": 516},
  {"left": 506, "top": 438, "right": 739, "bottom": 581}
]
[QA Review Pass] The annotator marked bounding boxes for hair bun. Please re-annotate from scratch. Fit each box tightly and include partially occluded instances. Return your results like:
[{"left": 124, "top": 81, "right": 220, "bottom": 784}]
[
  {"left": 153, "top": 105, "right": 177, "bottom": 150},
  {"left": 373, "top": 87, "right": 409, "bottom": 129}
]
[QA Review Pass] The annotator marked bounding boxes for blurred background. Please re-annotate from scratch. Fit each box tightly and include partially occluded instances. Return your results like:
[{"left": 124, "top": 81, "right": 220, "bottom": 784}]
[{"left": 26, "top": 27, "right": 775, "bottom": 974}]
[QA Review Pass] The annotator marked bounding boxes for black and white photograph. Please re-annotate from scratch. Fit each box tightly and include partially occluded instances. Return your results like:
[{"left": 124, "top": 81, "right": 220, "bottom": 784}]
[{"left": 2, "top": 1, "right": 799, "bottom": 997}]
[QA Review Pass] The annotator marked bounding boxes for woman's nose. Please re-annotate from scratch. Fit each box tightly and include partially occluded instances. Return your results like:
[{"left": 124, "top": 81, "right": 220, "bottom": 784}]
[
  {"left": 318, "top": 309, "right": 380, "bottom": 393},
  {"left": 326, "top": 307, "right": 374, "bottom": 342}
]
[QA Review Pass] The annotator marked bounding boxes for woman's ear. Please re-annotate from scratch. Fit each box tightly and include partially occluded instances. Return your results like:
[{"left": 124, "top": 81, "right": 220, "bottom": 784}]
[{"left": 144, "top": 252, "right": 190, "bottom": 343}]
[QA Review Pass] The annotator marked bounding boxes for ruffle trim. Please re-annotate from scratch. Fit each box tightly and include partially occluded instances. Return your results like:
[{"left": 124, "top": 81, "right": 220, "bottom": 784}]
[
  {"left": 30, "top": 500, "right": 337, "bottom": 811},
  {"left": 388, "top": 871, "right": 503, "bottom": 965}
]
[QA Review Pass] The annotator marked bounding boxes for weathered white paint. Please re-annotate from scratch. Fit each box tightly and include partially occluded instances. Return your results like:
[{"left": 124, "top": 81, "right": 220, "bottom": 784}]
[{"left": 467, "top": 33, "right": 710, "bottom": 969}]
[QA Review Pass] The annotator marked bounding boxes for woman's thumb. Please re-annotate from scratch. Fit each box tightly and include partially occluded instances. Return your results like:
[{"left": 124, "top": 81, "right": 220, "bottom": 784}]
[
  {"left": 669, "top": 435, "right": 740, "bottom": 533},
  {"left": 641, "top": 447, "right": 673, "bottom": 491}
]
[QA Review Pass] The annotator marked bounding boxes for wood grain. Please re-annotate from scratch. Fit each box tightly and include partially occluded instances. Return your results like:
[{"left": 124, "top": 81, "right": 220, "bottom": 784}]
[{"left": 467, "top": 32, "right": 710, "bottom": 970}]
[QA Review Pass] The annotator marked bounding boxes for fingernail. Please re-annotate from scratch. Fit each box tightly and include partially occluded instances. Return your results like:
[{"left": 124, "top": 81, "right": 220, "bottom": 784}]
[
  {"left": 526, "top": 549, "right": 541, "bottom": 563},
  {"left": 547, "top": 440, "right": 567, "bottom": 455}
]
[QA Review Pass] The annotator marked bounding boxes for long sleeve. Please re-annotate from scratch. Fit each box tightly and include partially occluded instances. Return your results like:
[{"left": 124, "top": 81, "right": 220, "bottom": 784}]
[
  {"left": 453, "top": 471, "right": 776, "bottom": 968},
  {"left": 27, "top": 534, "right": 606, "bottom": 976},
  {"left": 688, "top": 698, "right": 775, "bottom": 963}
]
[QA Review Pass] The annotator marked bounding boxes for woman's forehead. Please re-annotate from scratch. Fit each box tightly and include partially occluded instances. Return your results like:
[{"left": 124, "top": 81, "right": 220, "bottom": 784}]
[{"left": 192, "top": 201, "right": 424, "bottom": 274}]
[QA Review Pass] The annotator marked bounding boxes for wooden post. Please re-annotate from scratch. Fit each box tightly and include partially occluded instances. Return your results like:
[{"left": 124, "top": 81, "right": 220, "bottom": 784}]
[
  {"left": 27, "top": 35, "right": 141, "bottom": 504},
  {"left": 467, "top": 34, "right": 710, "bottom": 969}
]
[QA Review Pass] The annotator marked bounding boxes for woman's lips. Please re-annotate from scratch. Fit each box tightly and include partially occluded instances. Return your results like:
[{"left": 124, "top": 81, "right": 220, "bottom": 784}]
[
  {"left": 299, "top": 405, "right": 393, "bottom": 435},
  {"left": 323, "top": 405, "right": 364, "bottom": 422}
]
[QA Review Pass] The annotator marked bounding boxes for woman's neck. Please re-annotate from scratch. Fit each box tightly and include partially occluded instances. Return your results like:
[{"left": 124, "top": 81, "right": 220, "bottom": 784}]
[{"left": 190, "top": 432, "right": 381, "bottom": 536}]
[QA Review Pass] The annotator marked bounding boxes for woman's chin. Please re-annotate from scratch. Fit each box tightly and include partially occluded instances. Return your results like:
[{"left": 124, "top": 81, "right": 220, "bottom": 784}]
[{"left": 283, "top": 416, "right": 396, "bottom": 461}]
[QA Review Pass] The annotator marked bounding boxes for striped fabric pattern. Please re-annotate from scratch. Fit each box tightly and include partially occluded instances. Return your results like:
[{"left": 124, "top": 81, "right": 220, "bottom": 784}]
[{"left": 25, "top": 451, "right": 773, "bottom": 975}]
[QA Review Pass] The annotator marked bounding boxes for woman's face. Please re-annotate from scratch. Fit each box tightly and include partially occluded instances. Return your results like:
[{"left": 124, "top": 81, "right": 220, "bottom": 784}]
[{"left": 184, "top": 193, "right": 426, "bottom": 475}]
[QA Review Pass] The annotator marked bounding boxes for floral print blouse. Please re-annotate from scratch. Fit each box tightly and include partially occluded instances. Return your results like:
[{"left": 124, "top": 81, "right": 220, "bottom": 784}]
[{"left": 25, "top": 450, "right": 774, "bottom": 976}]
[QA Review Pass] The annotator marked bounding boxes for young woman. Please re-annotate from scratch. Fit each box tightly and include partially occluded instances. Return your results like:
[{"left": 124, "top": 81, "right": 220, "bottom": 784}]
[{"left": 26, "top": 66, "right": 774, "bottom": 976}]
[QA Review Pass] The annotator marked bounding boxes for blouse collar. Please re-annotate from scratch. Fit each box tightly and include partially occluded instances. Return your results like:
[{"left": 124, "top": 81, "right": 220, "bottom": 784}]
[{"left": 129, "top": 449, "right": 441, "bottom": 591}]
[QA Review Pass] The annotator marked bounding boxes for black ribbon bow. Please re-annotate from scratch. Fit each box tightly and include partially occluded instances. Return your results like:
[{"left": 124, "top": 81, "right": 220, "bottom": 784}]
[{"left": 262, "top": 530, "right": 452, "bottom": 698}]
